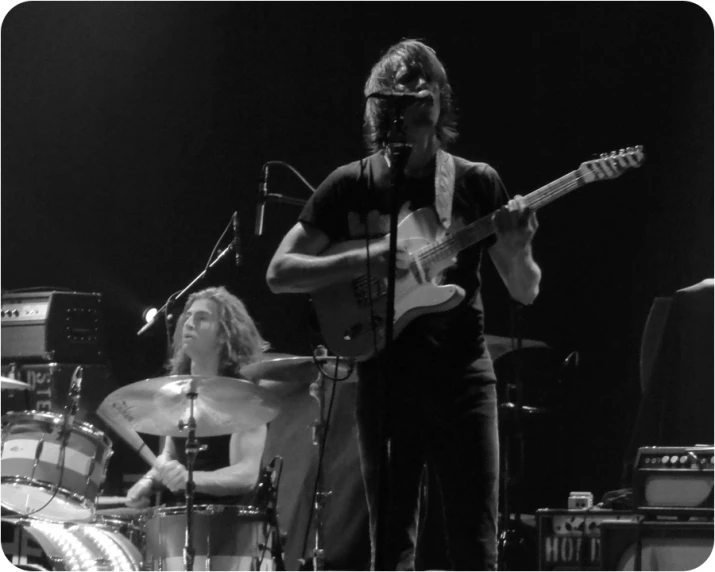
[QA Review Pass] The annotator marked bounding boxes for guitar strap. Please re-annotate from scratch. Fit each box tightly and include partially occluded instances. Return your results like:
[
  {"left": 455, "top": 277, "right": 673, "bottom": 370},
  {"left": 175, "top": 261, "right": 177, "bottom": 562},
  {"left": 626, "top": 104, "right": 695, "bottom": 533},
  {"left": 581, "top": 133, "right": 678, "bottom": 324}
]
[{"left": 434, "top": 149, "right": 456, "bottom": 230}]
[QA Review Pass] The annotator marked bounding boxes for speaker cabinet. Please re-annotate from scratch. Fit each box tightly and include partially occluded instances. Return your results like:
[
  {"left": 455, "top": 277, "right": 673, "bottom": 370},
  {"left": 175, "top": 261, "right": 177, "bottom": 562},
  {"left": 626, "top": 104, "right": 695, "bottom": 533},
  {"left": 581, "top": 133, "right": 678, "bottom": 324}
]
[{"left": 600, "top": 520, "right": 713, "bottom": 571}]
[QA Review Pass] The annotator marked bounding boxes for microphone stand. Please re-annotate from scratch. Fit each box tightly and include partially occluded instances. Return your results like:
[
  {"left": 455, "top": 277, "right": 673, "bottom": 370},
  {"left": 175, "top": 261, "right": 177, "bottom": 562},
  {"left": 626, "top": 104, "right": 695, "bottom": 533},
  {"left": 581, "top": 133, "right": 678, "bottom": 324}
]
[
  {"left": 137, "top": 245, "right": 234, "bottom": 336},
  {"left": 374, "top": 105, "right": 412, "bottom": 571}
]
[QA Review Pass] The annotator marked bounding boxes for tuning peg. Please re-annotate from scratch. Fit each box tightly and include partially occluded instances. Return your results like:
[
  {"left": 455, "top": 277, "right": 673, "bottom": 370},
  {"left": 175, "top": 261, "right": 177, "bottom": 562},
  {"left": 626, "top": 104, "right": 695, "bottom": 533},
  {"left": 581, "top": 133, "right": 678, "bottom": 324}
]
[
  {"left": 626, "top": 146, "right": 634, "bottom": 154},
  {"left": 600, "top": 153, "right": 608, "bottom": 159}
]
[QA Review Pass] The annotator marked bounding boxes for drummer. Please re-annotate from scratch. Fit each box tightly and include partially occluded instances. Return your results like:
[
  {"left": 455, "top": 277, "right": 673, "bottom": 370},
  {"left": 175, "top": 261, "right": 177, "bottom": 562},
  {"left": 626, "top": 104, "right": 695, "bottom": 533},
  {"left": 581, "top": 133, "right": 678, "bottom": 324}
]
[{"left": 126, "top": 286, "right": 270, "bottom": 508}]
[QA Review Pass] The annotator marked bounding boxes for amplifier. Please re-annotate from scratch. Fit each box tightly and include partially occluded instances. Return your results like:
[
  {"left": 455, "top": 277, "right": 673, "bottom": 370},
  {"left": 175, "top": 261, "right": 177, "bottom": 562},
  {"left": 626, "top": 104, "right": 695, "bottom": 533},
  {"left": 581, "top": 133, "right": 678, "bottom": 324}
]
[
  {"left": 1, "top": 291, "right": 105, "bottom": 363},
  {"left": 537, "top": 509, "right": 638, "bottom": 570},
  {"left": 600, "top": 519, "right": 713, "bottom": 571},
  {"left": 633, "top": 445, "right": 714, "bottom": 516},
  {"left": 0, "top": 363, "right": 114, "bottom": 424}
]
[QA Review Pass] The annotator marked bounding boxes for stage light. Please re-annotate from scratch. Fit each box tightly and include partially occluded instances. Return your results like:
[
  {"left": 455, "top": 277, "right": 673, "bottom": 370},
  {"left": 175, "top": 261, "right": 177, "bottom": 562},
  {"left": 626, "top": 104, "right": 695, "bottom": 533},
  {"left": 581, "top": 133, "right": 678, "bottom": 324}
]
[{"left": 142, "top": 307, "right": 158, "bottom": 324}]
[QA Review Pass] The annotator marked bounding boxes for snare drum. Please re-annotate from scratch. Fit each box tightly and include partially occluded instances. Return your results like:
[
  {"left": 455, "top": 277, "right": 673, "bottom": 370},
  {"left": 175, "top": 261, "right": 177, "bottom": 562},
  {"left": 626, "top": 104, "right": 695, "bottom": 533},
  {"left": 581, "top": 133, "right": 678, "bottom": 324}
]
[
  {"left": 144, "top": 504, "right": 274, "bottom": 571},
  {"left": 1, "top": 411, "right": 113, "bottom": 522},
  {"left": 1, "top": 516, "right": 143, "bottom": 570},
  {"left": 94, "top": 507, "right": 146, "bottom": 549}
]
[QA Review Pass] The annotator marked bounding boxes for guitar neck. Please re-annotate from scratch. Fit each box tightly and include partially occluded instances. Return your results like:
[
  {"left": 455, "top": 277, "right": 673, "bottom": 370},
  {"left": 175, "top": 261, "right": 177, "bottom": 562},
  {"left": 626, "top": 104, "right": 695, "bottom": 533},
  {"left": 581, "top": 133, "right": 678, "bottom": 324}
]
[{"left": 418, "top": 170, "right": 585, "bottom": 267}]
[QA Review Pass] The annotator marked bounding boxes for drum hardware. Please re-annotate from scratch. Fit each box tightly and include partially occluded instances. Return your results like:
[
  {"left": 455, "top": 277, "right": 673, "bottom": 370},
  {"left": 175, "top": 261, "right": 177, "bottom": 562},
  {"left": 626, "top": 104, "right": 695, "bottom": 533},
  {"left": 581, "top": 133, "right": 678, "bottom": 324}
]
[
  {"left": 304, "top": 348, "right": 348, "bottom": 572},
  {"left": 57, "top": 366, "right": 82, "bottom": 460},
  {"left": 254, "top": 456, "right": 286, "bottom": 571},
  {"left": 180, "top": 383, "right": 200, "bottom": 572},
  {"left": 496, "top": 312, "right": 557, "bottom": 571},
  {"left": 245, "top": 350, "right": 354, "bottom": 571}
]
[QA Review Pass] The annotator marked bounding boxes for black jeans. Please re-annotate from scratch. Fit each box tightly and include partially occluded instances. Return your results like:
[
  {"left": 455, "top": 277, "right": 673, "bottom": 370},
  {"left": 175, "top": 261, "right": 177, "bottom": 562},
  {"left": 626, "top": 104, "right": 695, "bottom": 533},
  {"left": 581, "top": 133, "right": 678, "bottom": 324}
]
[{"left": 355, "top": 355, "right": 499, "bottom": 571}]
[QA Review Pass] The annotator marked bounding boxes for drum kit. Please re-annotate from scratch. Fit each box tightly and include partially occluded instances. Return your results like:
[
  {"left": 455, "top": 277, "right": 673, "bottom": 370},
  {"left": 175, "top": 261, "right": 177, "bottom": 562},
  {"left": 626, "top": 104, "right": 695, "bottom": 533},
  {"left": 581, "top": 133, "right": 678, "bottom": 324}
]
[{"left": 0, "top": 354, "right": 351, "bottom": 571}]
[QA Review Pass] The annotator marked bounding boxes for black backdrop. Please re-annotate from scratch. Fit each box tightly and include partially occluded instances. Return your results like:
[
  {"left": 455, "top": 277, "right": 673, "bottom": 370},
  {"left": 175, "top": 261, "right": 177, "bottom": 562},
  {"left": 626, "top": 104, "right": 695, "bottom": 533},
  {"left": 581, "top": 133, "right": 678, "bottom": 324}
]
[{"left": 2, "top": 3, "right": 713, "bottom": 508}]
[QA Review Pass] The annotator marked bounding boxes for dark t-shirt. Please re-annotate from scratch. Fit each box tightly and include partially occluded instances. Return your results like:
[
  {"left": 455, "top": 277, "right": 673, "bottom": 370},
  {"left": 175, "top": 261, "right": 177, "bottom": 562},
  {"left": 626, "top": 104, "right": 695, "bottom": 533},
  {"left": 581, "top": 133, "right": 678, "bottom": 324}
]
[
  {"left": 162, "top": 434, "right": 251, "bottom": 506},
  {"left": 299, "top": 151, "right": 509, "bottom": 382}
]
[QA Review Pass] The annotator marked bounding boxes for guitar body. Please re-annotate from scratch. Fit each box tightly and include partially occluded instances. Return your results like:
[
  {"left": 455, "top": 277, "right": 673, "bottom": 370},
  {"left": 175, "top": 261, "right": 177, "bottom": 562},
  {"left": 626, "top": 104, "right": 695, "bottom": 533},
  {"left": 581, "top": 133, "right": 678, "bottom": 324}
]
[{"left": 311, "top": 208, "right": 466, "bottom": 360}]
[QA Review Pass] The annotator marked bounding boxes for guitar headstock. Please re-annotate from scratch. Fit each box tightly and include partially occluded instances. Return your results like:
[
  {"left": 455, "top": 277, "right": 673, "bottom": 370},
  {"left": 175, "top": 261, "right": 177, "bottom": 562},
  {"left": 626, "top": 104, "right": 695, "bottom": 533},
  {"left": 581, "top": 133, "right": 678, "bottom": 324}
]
[{"left": 578, "top": 146, "right": 645, "bottom": 183}]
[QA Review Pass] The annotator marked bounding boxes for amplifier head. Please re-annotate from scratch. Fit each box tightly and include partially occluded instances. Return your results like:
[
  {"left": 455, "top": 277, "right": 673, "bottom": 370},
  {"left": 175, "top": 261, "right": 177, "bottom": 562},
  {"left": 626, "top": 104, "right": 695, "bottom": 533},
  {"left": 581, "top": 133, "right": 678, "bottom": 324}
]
[{"left": 634, "top": 445, "right": 714, "bottom": 515}]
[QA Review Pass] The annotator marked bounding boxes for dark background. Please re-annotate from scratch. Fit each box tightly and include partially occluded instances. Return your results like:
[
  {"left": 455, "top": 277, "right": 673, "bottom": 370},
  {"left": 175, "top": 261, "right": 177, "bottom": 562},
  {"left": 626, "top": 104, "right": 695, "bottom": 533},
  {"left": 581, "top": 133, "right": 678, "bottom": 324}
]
[{"left": 2, "top": 3, "right": 713, "bottom": 509}]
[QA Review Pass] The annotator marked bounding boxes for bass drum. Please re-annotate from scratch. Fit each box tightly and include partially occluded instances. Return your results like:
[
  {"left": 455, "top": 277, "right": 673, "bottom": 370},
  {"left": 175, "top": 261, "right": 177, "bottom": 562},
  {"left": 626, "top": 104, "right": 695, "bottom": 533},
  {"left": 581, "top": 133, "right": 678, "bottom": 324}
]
[{"left": 1, "top": 517, "right": 142, "bottom": 570}]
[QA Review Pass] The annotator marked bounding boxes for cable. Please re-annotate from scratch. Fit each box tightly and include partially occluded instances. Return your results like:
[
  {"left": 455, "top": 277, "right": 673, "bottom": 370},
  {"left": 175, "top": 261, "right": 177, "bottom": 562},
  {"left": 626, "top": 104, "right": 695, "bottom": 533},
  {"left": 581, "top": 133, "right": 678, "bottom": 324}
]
[
  {"left": 263, "top": 160, "right": 317, "bottom": 195},
  {"left": 13, "top": 446, "right": 67, "bottom": 518}
]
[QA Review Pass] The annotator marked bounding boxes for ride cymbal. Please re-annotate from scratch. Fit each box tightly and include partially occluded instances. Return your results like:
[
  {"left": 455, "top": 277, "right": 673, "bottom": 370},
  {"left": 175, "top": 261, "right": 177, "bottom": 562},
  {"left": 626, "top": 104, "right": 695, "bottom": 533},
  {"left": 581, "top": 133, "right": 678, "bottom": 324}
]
[{"left": 241, "top": 354, "right": 355, "bottom": 385}]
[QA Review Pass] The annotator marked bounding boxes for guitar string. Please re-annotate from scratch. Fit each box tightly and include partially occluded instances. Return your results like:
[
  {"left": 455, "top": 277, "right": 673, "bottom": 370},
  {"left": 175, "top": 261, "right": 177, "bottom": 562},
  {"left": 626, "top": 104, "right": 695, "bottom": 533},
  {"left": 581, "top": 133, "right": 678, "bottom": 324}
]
[
  {"left": 413, "top": 170, "right": 583, "bottom": 267},
  {"left": 354, "top": 154, "right": 638, "bottom": 294},
  {"left": 354, "top": 169, "right": 594, "bottom": 294},
  {"left": 415, "top": 168, "right": 592, "bottom": 266}
]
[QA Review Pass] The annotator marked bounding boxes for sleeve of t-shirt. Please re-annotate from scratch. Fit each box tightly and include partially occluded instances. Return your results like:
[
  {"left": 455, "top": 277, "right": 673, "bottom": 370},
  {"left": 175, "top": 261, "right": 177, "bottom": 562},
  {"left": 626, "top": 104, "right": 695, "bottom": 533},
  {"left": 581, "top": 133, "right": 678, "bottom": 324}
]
[{"left": 297, "top": 165, "right": 347, "bottom": 242}]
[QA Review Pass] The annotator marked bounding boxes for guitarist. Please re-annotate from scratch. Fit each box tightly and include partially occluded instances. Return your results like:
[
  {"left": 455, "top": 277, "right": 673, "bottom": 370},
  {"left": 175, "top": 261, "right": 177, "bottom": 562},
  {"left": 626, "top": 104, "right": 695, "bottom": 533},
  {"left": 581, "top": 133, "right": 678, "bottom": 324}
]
[{"left": 266, "top": 39, "right": 541, "bottom": 571}]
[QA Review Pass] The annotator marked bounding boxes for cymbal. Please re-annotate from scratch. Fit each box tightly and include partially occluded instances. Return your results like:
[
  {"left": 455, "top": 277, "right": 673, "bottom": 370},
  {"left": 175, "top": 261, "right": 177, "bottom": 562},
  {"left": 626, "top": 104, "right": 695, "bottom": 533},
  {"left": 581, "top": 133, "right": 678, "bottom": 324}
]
[
  {"left": 100, "top": 375, "right": 281, "bottom": 438},
  {"left": 0, "top": 376, "right": 30, "bottom": 390},
  {"left": 485, "top": 334, "right": 550, "bottom": 361},
  {"left": 499, "top": 402, "right": 551, "bottom": 416},
  {"left": 241, "top": 354, "right": 355, "bottom": 385}
]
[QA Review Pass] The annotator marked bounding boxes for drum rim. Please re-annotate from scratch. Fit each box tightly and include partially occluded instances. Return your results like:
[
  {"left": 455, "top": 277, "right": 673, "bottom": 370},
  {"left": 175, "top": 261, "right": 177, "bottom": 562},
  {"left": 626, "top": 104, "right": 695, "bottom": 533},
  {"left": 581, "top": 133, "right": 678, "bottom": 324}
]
[
  {"left": 1, "top": 410, "right": 113, "bottom": 448},
  {"left": 147, "top": 503, "right": 265, "bottom": 519},
  {"left": 1, "top": 476, "right": 96, "bottom": 521},
  {"left": 93, "top": 513, "right": 146, "bottom": 530}
]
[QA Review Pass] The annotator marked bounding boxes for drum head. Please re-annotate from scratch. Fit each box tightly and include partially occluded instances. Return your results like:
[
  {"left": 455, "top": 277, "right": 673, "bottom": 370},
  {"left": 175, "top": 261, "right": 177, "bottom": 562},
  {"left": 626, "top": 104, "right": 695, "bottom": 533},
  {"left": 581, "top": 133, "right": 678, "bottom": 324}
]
[{"left": 1, "top": 482, "right": 93, "bottom": 521}]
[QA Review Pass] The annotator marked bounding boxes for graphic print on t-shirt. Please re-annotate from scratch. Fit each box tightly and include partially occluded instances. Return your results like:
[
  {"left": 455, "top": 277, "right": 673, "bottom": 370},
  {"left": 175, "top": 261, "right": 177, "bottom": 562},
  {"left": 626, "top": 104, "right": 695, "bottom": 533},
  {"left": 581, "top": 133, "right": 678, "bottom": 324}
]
[{"left": 346, "top": 203, "right": 418, "bottom": 240}]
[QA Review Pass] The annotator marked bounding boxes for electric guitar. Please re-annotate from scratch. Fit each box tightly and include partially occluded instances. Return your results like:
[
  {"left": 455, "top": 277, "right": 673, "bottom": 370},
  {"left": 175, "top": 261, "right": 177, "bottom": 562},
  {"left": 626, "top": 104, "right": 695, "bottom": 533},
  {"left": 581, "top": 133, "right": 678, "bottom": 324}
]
[{"left": 311, "top": 146, "right": 646, "bottom": 360}]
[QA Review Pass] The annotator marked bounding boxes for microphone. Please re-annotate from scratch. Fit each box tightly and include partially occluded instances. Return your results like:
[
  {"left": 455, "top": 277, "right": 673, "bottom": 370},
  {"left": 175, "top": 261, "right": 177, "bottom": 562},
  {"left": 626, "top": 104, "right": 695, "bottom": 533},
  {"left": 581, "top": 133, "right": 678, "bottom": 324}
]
[
  {"left": 59, "top": 366, "right": 83, "bottom": 453},
  {"left": 255, "top": 164, "right": 269, "bottom": 236},
  {"left": 232, "top": 211, "right": 240, "bottom": 266},
  {"left": 367, "top": 90, "right": 433, "bottom": 104}
]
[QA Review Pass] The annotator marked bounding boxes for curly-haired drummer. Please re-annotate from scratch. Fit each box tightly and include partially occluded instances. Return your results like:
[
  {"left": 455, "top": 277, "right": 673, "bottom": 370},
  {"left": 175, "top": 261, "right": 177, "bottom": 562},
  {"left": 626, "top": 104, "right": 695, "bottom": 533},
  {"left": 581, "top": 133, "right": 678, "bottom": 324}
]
[{"left": 126, "top": 286, "right": 269, "bottom": 507}]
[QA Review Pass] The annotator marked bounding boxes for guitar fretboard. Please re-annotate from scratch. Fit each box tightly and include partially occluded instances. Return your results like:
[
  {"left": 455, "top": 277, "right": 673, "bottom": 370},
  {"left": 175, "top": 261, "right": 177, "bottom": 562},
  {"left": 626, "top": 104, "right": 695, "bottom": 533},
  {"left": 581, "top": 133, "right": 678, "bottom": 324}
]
[{"left": 416, "top": 170, "right": 585, "bottom": 267}]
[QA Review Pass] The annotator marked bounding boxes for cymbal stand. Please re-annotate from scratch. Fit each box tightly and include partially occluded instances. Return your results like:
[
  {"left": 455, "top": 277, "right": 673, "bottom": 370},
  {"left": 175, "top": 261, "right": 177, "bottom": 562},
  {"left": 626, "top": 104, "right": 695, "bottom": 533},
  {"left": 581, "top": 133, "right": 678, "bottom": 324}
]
[
  {"left": 497, "top": 308, "right": 530, "bottom": 571},
  {"left": 306, "top": 365, "right": 332, "bottom": 571},
  {"left": 255, "top": 459, "right": 286, "bottom": 571},
  {"left": 179, "top": 389, "right": 200, "bottom": 572}
]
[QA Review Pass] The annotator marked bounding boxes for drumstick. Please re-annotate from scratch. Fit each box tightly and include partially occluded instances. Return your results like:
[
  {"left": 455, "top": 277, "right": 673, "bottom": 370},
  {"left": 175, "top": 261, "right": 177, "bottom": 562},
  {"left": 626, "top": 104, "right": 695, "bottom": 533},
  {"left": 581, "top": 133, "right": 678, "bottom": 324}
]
[
  {"left": 96, "top": 495, "right": 130, "bottom": 505},
  {"left": 96, "top": 403, "right": 157, "bottom": 467}
]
